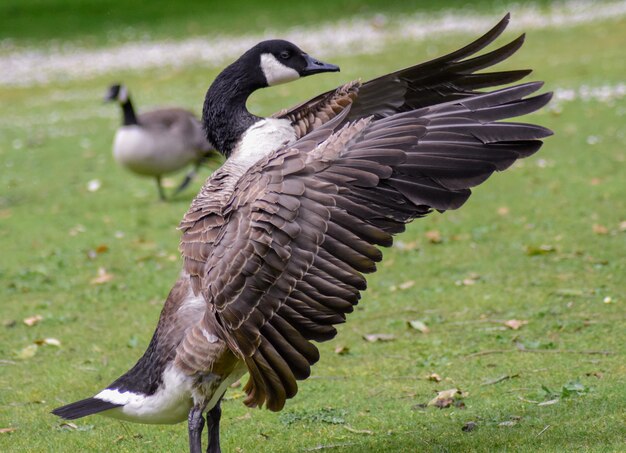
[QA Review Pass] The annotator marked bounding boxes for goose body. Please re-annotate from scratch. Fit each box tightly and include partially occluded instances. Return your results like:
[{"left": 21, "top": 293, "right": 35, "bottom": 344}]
[
  {"left": 54, "top": 16, "right": 552, "bottom": 453},
  {"left": 105, "top": 85, "right": 214, "bottom": 199}
]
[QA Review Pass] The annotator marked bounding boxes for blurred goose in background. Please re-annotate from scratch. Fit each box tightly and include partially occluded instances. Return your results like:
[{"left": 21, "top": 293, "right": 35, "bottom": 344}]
[
  {"left": 104, "top": 84, "right": 214, "bottom": 200},
  {"left": 55, "top": 15, "right": 551, "bottom": 453}
]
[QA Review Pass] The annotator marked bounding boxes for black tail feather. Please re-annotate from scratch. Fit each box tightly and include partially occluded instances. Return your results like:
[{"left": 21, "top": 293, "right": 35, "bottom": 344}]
[{"left": 52, "top": 397, "right": 121, "bottom": 420}]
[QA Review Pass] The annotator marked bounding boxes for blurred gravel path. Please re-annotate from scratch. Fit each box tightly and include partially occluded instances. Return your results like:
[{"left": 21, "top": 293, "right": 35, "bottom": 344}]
[{"left": 1, "top": 0, "right": 625, "bottom": 87}]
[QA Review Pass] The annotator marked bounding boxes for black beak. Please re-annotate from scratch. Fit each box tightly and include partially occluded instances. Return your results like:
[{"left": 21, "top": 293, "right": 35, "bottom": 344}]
[{"left": 301, "top": 54, "right": 340, "bottom": 76}]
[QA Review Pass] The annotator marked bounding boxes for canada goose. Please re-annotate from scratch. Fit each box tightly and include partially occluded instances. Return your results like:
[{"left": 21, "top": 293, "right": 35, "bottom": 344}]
[
  {"left": 104, "top": 84, "right": 214, "bottom": 200},
  {"left": 54, "top": 16, "right": 551, "bottom": 453}
]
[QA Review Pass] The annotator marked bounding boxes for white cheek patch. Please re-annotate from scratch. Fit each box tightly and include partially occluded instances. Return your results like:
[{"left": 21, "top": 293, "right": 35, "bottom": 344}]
[
  {"left": 260, "top": 53, "right": 300, "bottom": 86},
  {"left": 118, "top": 85, "right": 128, "bottom": 103}
]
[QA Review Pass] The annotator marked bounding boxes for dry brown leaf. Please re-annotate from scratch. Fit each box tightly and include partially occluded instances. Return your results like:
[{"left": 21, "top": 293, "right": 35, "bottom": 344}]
[
  {"left": 456, "top": 273, "right": 481, "bottom": 286},
  {"left": 427, "top": 373, "right": 442, "bottom": 382},
  {"left": 497, "top": 206, "right": 510, "bottom": 216},
  {"left": 343, "top": 425, "right": 373, "bottom": 435},
  {"left": 91, "top": 267, "right": 114, "bottom": 285},
  {"left": 394, "top": 240, "right": 419, "bottom": 251},
  {"left": 363, "top": 333, "right": 396, "bottom": 343},
  {"left": 34, "top": 338, "right": 61, "bottom": 347},
  {"left": 17, "top": 344, "right": 38, "bottom": 360},
  {"left": 95, "top": 244, "right": 109, "bottom": 254},
  {"left": 589, "top": 177, "right": 602, "bottom": 186},
  {"left": 398, "top": 280, "right": 415, "bottom": 290},
  {"left": 0, "top": 427, "right": 17, "bottom": 434},
  {"left": 538, "top": 399, "right": 559, "bottom": 407},
  {"left": 23, "top": 315, "right": 43, "bottom": 327},
  {"left": 619, "top": 221, "right": 626, "bottom": 232},
  {"left": 334, "top": 345, "right": 350, "bottom": 355},
  {"left": 428, "top": 388, "right": 467, "bottom": 408},
  {"left": 504, "top": 319, "right": 528, "bottom": 330},
  {"left": 60, "top": 422, "right": 78, "bottom": 430},
  {"left": 425, "top": 230, "right": 442, "bottom": 244},
  {"left": 592, "top": 224, "right": 609, "bottom": 235},
  {"left": 407, "top": 320, "right": 430, "bottom": 333}
]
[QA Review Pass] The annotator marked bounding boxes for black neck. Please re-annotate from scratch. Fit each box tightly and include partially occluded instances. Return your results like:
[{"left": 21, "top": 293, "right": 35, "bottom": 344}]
[
  {"left": 121, "top": 98, "right": 138, "bottom": 126},
  {"left": 202, "top": 58, "right": 266, "bottom": 157}
]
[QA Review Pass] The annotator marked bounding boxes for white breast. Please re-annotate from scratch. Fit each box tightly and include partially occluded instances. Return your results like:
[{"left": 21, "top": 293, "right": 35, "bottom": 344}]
[
  {"left": 113, "top": 126, "right": 198, "bottom": 176},
  {"left": 229, "top": 118, "right": 297, "bottom": 170}
]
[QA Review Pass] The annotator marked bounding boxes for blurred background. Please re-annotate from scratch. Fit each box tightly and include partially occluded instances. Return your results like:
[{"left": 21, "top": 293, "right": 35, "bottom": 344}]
[{"left": 1, "top": 1, "right": 624, "bottom": 452}]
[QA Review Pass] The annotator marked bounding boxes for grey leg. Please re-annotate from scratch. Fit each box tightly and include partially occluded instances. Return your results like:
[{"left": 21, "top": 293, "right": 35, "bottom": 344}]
[
  {"left": 188, "top": 405, "right": 206, "bottom": 453},
  {"left": 206, "top": 398, "right": 222, "bottom": 453},
  {"left": 174, "top": 156, "right": 208, "bottom": 196},
  {"left": 155, "top": 175, "right": 166, "bottom": 201}
]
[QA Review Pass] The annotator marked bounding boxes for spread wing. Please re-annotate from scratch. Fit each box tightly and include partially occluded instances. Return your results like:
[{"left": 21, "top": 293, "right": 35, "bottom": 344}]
[
  {"left": 179, "top": 82, "right": 552, "bottom": 411},
  {"left": 275, "top": 14, "right": 530, "bottom": 139}
]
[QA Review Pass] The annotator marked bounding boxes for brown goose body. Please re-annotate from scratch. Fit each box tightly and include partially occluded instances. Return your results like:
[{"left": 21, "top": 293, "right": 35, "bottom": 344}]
[{"left": 54, "top": 15, "right": 552, "bottom": 453}]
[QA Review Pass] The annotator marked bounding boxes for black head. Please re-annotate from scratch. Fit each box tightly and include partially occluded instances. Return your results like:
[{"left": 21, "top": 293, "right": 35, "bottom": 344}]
[
  {"left": 240, "top": 39, "right": 340, "bottom": 87},
  {"left": 104, "top": 83, "right": 129, "bottom": 103}
]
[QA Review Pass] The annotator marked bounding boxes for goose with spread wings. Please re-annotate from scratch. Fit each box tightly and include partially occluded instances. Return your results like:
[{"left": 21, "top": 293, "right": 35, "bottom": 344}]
[{"left": 53, "top": 15, "right": 552, "bottom": 453}]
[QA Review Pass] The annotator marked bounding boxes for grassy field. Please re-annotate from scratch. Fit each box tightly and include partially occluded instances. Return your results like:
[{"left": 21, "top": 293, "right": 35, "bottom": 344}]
[{"left": 1, "top": 2, "right": 625, "bottom": 452}]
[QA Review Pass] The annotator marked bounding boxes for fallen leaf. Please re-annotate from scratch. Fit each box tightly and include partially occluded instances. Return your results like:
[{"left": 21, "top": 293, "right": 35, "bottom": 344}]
[
  {"left": 589, "top": 177, "right": 602, "bottom": 186},
  {"left": 428, "top": 388, "right": 466, "bottom": 408},
  {"left": 426, "top": 373, "right": 442, "bottom": 382},
  {"left": 592, "top": 224, "right": 608, "bottom": 235},
  {"left": 0, "top": 427, "right": 16, "bottom": 434},
  {"left": 619, "top": 221, "right": 626, "bottom": 232},
  {"left": 499, "top": 420, "right": 518, "bottom": 427},
  {"left": 363, "top": 333, "right": 396, "bottom": 343},
  {"left": 90, "top": 267, "right": 113, "bottom": 285},
  {"left": 504, "top": 319, "right": 528, "bottom": 330},
  {"left": 407, "top": 320, "right": 430, "bottom": 333},
  {"left": 69, "top": 224, "right": 86, "bottom": 236},
  {"left": 334, "top": 345, "right": 350, "bottom": 355},
  {"left": 34, "top": 338, "right": 61, "bottom": 347},
  {"left": 17, "top": 344, "right": 38, "bottom": 360},
  {"left": 525, "top": 244, "right": 556, "bottom": 256},
  {"left": 394, "top": 240, "right": 419, "bottom": 251},
  {"left": 23, "top": 315, "right": 43, "bottom": 326},
  {"left": 425, "top": 230, "right": 442, "bottom": 244},
  {"left": 497, "top": 206, "right": 510, "bottom": 216},
  {"left": 95, "top": 244, "right": 109, "bottom": 254},
  {"left": 398, "top": 280, "right": 415, "bottom": 290},
  {"left": 461, "top": 421, "right": 477, "bottom": 432},
  {"left": 342, "top": 425, "right": 373, "bottom": 435},
  {"left": 59, "top": 422, "right": 78, "bottom": 430},
  {"left": 585, "top": 371, "right": 603, "bottom": 379}
]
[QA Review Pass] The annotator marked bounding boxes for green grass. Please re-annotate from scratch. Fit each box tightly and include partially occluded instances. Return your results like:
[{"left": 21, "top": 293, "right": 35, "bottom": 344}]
[{"left": 1, "top": 4, "right": 626, "bottom": 453}]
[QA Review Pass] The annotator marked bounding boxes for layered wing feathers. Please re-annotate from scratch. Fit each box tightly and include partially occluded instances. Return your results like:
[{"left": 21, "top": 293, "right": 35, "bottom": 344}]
[{"left": 179, "top": 82, "right": 552, "bottom": 411}]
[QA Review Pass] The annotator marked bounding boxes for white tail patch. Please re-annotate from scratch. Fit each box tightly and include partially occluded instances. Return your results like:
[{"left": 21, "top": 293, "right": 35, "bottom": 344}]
[
  {"left": 95, "top": 364, "right": 194, "bottom": 424},
  {"left": 260, "top": 53, "right": 300, "bottom": 86}
]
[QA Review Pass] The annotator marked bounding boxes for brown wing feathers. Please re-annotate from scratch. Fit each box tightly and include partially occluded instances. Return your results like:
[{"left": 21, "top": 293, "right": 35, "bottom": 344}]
[
  {"left": 256, "top": 84, "right": 549, "bottom": 410},
  {"left": 179, "top": 20, "right": 552, "bottom": 411}
]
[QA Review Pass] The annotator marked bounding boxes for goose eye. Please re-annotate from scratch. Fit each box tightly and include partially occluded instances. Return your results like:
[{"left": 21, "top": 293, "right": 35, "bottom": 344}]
[{"left": 279, "top": 51, "right": 291, "bottom": 60}]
